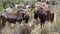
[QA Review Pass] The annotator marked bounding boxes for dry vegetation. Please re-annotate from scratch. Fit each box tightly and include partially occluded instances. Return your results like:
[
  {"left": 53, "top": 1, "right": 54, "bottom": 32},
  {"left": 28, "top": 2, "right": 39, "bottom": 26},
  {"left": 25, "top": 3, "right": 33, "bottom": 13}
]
[
  {"left": 0, "top": 6, "right": 60, "bottom": 34},
  {"left": 0, "top": 0, "right": 60, "bottom": 34}
]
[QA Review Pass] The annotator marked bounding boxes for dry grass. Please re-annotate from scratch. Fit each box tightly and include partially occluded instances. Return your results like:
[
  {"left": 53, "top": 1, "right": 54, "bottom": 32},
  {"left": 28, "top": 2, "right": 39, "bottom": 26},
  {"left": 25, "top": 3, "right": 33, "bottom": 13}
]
[{"left": 0, "top": 4, "right": 60, "bottom": 34}]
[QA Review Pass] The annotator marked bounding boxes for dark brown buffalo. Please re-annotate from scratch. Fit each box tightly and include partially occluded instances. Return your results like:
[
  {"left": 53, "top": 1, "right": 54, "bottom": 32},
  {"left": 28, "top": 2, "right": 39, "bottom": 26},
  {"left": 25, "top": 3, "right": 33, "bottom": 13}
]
[
  {"left": 0, "top": 10, "right": 30, "bottom": 30},
  {"left": 0, "top": 10, "right": 23, "bottom": 29},
  {"left": 34, "top": 8, "right": 55, "bottom": 28}
]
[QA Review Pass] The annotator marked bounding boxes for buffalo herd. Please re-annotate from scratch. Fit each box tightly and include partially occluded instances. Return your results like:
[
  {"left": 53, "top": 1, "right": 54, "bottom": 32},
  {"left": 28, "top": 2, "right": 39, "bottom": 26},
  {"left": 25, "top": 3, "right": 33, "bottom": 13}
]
[{"left": 0, "top": 1, "right": 56, "bottom": 33}]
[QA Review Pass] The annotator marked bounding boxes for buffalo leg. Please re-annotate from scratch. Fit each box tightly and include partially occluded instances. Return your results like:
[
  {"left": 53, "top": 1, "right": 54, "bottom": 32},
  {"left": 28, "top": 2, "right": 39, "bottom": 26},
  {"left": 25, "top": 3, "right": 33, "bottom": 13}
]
[
  {"left": 0, "top": 16, "right": 6, "bottom": 30},
  {"left": 40, "top": 20, "right": 45, "bottom": 29}
]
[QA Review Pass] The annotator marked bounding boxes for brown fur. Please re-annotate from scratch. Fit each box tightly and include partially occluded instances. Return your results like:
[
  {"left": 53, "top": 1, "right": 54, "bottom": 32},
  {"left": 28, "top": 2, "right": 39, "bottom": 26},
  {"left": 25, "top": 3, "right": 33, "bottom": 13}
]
[
  {"left": 0, "top": 10, "right": 31, "bottom": 30},
  {"left": 34, "top": 7, "right": 55, "bottom": 28}
]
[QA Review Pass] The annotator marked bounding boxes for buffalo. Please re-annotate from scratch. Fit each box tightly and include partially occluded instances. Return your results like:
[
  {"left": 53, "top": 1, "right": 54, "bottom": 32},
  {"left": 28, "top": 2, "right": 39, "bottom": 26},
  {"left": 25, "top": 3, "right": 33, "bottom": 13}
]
[
  {"left": 33, "top": 1, "right": 55, "bottom": 29},
  {"left": 0, "top": 9, "right": 31, "bottom": 30},
  {"left": 33, "top": 7, "right": 55, "bottom": 29},
  {"left": 0, "top": 10, "right": 22, "bottom": 29}
]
